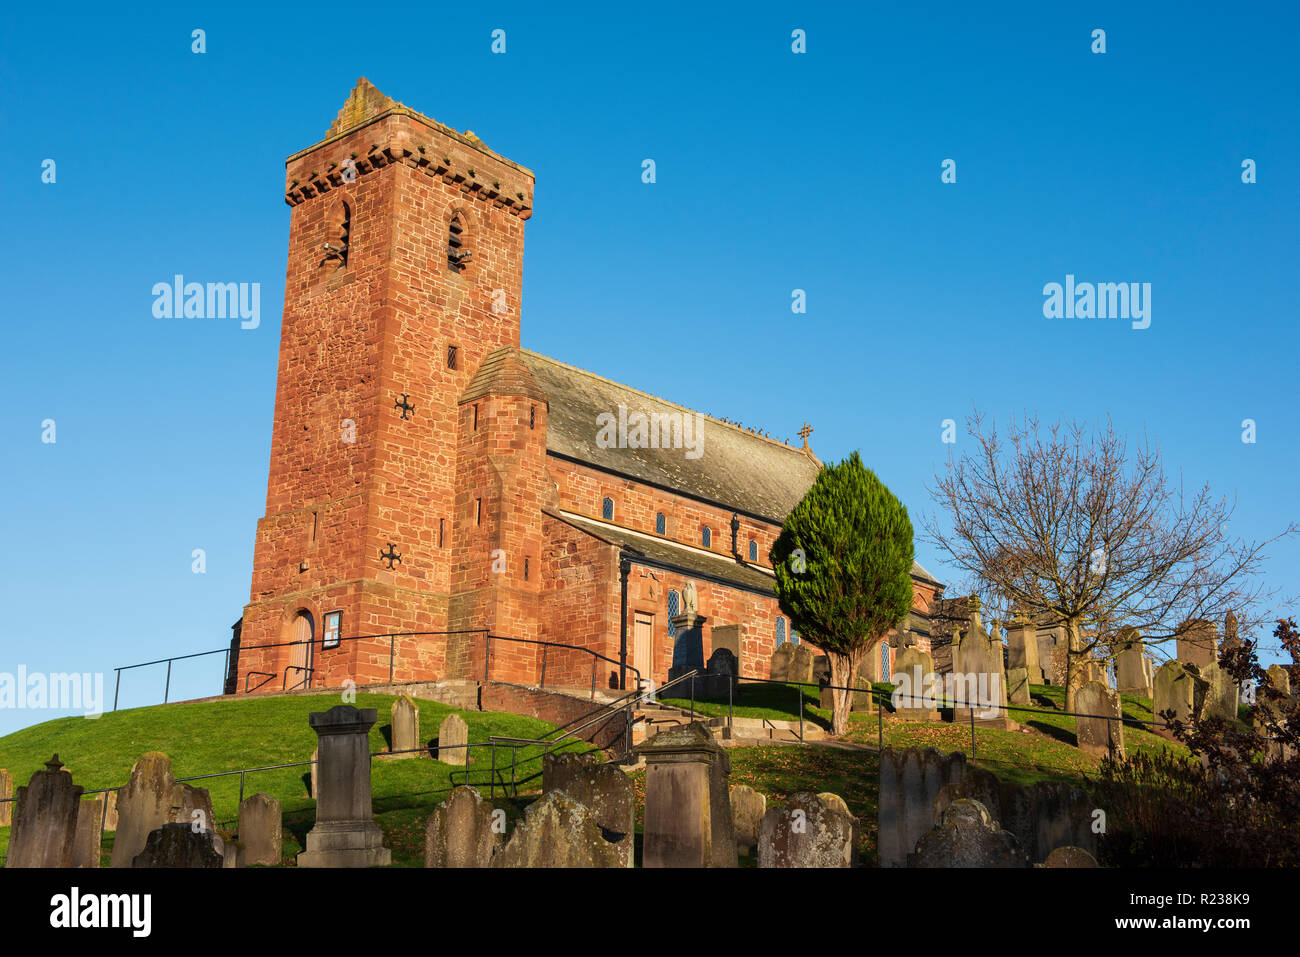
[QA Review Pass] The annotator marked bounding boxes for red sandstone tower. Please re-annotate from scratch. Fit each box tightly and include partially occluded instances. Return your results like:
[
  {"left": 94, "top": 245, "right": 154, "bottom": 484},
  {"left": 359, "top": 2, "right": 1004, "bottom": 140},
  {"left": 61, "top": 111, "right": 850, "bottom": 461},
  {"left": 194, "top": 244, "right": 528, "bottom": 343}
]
[{"left": 238, "top": 80, "right": 535, "bottom": 691}]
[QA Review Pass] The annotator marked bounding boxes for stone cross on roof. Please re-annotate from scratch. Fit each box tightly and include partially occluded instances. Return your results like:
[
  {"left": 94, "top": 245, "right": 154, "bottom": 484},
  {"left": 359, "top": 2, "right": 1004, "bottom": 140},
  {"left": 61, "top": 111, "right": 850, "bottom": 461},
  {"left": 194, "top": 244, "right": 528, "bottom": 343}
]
[{"left": 798, "top": 422, "right": 813, "bottom": 448}]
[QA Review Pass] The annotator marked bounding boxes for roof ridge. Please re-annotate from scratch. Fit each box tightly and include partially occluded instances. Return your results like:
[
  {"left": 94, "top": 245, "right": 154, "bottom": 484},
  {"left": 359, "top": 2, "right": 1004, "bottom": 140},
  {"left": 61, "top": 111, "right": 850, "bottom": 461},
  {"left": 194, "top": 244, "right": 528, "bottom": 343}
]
[{"left": 519, "top": 348, "right": 814, "bottom": 457}]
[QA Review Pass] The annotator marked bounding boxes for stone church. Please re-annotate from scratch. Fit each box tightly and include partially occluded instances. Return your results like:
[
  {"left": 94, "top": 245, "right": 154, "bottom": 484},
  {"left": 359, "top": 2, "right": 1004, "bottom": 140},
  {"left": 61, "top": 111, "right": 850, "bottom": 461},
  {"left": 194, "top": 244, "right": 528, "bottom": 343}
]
[{"left": 234, "top": 80, "right": 944, "bottom": 697}]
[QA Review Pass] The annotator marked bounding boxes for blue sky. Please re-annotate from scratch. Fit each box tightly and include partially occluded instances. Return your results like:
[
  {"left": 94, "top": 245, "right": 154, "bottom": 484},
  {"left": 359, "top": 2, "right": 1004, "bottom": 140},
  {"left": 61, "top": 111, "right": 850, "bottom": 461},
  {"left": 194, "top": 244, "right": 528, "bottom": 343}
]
[{"left": 1, "top": 3, "right": 1297, "bottom": 735}]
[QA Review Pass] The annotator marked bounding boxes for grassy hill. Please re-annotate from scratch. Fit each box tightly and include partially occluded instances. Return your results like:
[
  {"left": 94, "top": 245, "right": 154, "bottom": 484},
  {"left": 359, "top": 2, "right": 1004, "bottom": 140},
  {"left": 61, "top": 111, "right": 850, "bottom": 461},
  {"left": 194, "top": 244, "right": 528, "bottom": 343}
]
[{"left": 0, "top": 692, "right": 594, "bottom": 867}]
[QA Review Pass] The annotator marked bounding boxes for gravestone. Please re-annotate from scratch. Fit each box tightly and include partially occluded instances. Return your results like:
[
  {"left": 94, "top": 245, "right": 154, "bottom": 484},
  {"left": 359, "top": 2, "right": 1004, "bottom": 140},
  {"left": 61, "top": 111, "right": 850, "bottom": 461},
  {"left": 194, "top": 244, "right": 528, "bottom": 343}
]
[
  {"left": 425, "top": 786, "right": 504, "bottom": 867},
  {"left": 636, "top": 722, "right": 736, "bottom": 868},
  {"left": 438, "top": 713, "right": 470, "bottom": 766},
  {"left": 1007, "top": 667, "right": 1031, "bottom": 706},
  {"left": 389, "top": 694, "right": 420, "bottom": 758},
  {"left": 788, "top": 644, "right": 815, "bottom": 684},
  {"left": 238, "top": 793, "right": 283, "bottom": 867},
  {"left": 1153, "top": 660, "right": 1196, "bottom": 726},
  {"left": 541, "top": 752, "right": 634, "bottom": 867},
  {"left": 1177, "top": 618, "right": 1218, "bottom": 669},
  {"left": 729, "top": 785, "right": 766, "bottom": 857},
  {"left": 1115, "top": 631, "right": 1153, "bottom": 696},
  {"left": 102, "top": 790, "right": 118, "bottom": 832},
  {"left": 0, "top": 769, "right": 12, "bottom": 827},
  {"left": 5, "top": 756, "right": 83, "bottom": 868},
  {"left": 492, "top": 790, "right": 625, "bottom": 867},
  {"left": 1043, "top": 846, "right": 1099, "bottom": 867},
  {"left": 177, "top": 784, "right": 216, "bottom": 837},
  {"left": 72, "top": 794, "right": 106, "bottom": 868},
  {"left": 1267, "top": 664, "right": 1291, "bottom": 697},
  {"left": 1005, "top": 617, "right": 1042, "bottom": 684},
  {"left": 297, "top": 705, "right": 391, "bottom": 868},
  {"left": 877, "top": 747, "right": 967, "bottom": 867},
  {"left": 702, "top": 647, "right": 738, "bottom": 699},
  {"left": 758, "top": 792, "right": 857, "bottom": 868},
  {"left": 769, "top": 644, "right": 794, "bottom": 682},
  {"left": 132, "top": 822, "right": 223, "bottom": 868},
  {"left": 1047, "top": 644, "right": 1068, "bottom": 687},
  {"left": 110, "top": 752, "right": 180, "bottom": 868},
  {"left": 1074, "top": 680, "right": 1124, "bottom": 758},
  {"left": 1200, "top": 662, "right": 1238, "bottom": 722},
  {"left": 813, "top": 654, "right": 831, "bottom": 684},
  {"left": 952, "top": 617, "right": 1011, "bottom": 728},
  {"left": 892, "top": 648, "right": 941, "bottom": 721},
  {"left": 710, "top": 623, "right": 741, "bottom": 661},
  {"left": 907, "top": 799, "right": 1029, "bottom": 868}
]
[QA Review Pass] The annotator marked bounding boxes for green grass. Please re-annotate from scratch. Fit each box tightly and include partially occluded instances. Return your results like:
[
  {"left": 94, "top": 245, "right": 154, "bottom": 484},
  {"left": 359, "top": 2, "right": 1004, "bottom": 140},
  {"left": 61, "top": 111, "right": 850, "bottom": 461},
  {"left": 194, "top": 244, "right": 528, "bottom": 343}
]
[
  {"left": 0, "top": 693, "right": 595, "bottom": 866},
  {"left": 661, "top": 681, "right": 831, "bottom": 728}
]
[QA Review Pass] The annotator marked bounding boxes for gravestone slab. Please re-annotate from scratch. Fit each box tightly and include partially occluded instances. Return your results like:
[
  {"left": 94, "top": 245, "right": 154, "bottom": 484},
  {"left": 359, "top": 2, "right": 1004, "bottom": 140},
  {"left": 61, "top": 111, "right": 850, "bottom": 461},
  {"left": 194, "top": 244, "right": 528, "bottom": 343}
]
[
  {"left": 425, "top": 785, "right": 503, "bottom": 867},
  {"left": 1115, "top": 630, "right": 1153, "bottom": 696},
  {"left": 238, "top": 793, "right": 282, "bottom": 867},
  {"left": 389, "top": 694, "right": 421, "bottom": 758},
  {"left": 907, "top": 798, "right": 1029, "bottom": 868},
  {"left": 769, "top": 644, "right": 794, "bottom": 682},
  {"left": 492, "top": 790, "right": 626, "bottom": 867},
  {"left": 729, "top": 785, "right": 766, "bottom": 857},
  {"left": 132, "top": 822, "right": 223, "bottom": 868},
  {"left": 788, "top": 644, "right": 815, "bottom": 684},
  {"left": 710, "top": 624, "right": 742, "bottom": 662},
  {"left": 438, "top": 713, "right": 470, "bottom": 766},
  {"left": 1153, "top": 660, "right": 1196, "bottom": 726},
  {"left": 1200, "top": 662, "right": 1238, "bottom": 721},
  {"left": 877, "top": 747, "right": 967, "bottom": 867},
  {"left": 758, "top": 792, "right": 857, "bottom": 868},
  {"left": 636, "top": 722, "right": 736, "bottom": 868},
  {"left": 1006, "top": 618, "right": 1042, "bottom": 684},
  {"left": 110, "top": 752, "right": 180, "bottom": 868},
  {"left": 0, "top": 768, "right": 12, "bottom": 827},
  {"left": 1177, "top": 619, "right": 1218, "bottom": 670},
  {"left": 1074, "top": 680, "right": 1124, "bottom": 757},
  {"left": 5, "top": 756, "right": 82, "bottom": 868},
  {"left": 1007, "top": 667, "right": 1031, "bottom": 706},
  {"left": 1043, "top": 845, "right": 1099, "bottom": 867},
  {"left": 541, "top": 752, "right": 634, "bottom": 867},
  {"left": 72, "top": 794, "right": 105, "bottom": 868},
  {"left": 892, "top": 648, "right": 941, "bottom": 721},
  {"left": 297, "top": 706, "right": 391, "bottom": 868}
]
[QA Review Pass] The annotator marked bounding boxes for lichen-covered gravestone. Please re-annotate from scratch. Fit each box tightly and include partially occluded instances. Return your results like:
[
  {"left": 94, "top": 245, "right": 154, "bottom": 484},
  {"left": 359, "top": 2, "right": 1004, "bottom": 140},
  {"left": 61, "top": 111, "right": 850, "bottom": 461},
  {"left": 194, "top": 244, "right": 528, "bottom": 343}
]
[
  {"left": 729, "top": 784, "right": 766, "bottom": 857},
  {"left": 769, "top": 643, "right": 794, "bottom": 682},
  {"left": 788, "top": 644, "right": 816, "bottom": 684},
  {"left": 758, "top": 791, "right": 857, "bottom": 868},
  {"left": 425, "top": 785, "right": 504, "bottom": 867},
  {"left": 907, "top": 798, "right": 1029, "bottom": 868},
  {"left": 5, "top": 756, "right": 83, "bottom": 868},
  {"left": 238, "top": 793, "right": 283, "bottom": 867},
  {"left": 1007, "top": 667, "right": 1031, "bottom": 706},
  {"left": 1200, "top": 662, "right": 1238, "bottom": 721},
  {"left": 1153, "top": 660, "right": 1196, "bottom": 727},
  {"left": 1043, "top": 845, "right": 1099, "bottom": 867},
  {"left": 132, "top": 822, "right": 223, "bottom": 868},
  {"left": 438, "top": 713, "right": 470, "bottom": 766},
  {"left": 1074, "top": 680, "right": 1124, "bottom": 758},
  {"left": 110, "top": 752, "right": 181, "bottom": 868},
  {"left": 492, "top": 790, "right": 624, "bottom": 867},
  {"left": 541, "top": 752, "right": 634, "bottom": 866}
]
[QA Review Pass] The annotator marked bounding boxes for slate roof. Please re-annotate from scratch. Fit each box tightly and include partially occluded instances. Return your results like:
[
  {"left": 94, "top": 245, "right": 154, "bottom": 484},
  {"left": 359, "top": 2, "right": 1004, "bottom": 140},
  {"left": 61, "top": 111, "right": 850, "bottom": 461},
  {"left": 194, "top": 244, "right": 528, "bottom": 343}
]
[
  {"left": 549, "top": 511, "right": 779, "bottom": 594},
  {"left": 517, "top": 349, "right": 822, "bottom": 521}
]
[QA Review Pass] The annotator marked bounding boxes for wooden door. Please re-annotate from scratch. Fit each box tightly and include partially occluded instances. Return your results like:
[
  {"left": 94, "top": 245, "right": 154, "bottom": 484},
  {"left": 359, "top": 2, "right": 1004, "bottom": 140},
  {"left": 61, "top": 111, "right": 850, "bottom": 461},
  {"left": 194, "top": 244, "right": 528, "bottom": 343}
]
[
  {"left": 633, "top": 613, "right": 654, "bottom": 690},
  {"left": 289, "top": 612, "right": 314, "bottom": 689}
]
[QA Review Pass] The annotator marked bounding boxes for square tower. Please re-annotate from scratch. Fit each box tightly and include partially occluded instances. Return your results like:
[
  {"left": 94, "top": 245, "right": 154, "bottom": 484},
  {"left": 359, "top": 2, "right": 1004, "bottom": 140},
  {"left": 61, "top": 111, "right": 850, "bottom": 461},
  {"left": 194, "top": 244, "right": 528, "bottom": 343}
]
[{"left": 238, "top": 79, "right": 535, "bottom": 691}]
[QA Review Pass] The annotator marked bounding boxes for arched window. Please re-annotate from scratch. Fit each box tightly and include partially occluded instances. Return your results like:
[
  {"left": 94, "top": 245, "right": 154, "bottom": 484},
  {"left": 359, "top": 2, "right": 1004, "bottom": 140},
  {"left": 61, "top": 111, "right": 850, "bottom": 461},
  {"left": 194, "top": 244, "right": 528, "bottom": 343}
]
[
  {"left": 602, "top": 497, "right": 614, "bottom": 520},
  {"left": 668, "top": 590, "right": 680, "bottom": 641},
  {"left": 702, "top": 526, "right": 711, "bottom": 548},
  {"left": 323, "top": 197, "right": 350, "bottom": 271},
  {"left": 448, "top": 211, "right": 470, "bottom": 270},
  {"left": 748, "top": 540, "right": 758, "bottom": 561},
  {"left": 880, "top": 642, "right": 891, "bottom": 681},
  {"left": 656, "top": 512, "right": 666, "bottom": 535},
  {"left": 776, "top": 617, "right": 786, "bottom": 646}
]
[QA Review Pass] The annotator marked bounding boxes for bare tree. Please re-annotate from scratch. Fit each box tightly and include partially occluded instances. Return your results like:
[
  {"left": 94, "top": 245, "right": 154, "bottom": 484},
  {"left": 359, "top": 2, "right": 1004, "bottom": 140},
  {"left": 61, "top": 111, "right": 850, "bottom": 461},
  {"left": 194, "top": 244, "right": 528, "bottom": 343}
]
[{"left": 924, "top": 412, "right": 1297, "bottom": 710}]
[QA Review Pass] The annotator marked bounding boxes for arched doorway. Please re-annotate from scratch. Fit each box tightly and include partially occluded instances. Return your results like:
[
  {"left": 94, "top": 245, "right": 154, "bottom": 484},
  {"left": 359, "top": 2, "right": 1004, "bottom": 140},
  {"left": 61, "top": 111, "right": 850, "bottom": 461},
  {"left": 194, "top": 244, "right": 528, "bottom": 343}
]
[{"left": 287, "top": 610, "right": 314, "bottom": 690}]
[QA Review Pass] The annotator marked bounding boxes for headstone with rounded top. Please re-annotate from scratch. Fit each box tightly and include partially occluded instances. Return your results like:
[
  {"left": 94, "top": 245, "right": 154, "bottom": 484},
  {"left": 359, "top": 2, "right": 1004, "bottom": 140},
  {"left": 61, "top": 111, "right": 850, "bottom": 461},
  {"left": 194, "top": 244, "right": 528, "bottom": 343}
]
[
  {"left": 758, "top": 791, "right": 857, "bottom": 868},
  {"left": 438, "top": 712, "right": 470, "bottom": 766},
  {"left": 492, "top": 789, "right": 626, "bottom": 867},
  {"left": 425, "top": 785, "right": 504, "bottom": 867},
  {"left": 907, "top": 798, "right": 1029, "bottom": 868},
  {"left": 730, "top": 784, "right": 766, "bottom": 857},
  {"left": 110, "top": 752, "right": 180, "bottom": 868},
  {"left": 389, "top": 694, "right": 421, "bottom": 758}
]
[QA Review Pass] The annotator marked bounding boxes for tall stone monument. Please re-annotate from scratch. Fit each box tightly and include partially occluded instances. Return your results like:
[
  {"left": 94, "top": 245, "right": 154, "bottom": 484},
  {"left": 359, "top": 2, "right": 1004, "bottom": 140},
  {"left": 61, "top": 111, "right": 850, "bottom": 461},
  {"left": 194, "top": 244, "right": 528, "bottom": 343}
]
[
  {"left": 298, "top": 705, "right": 391, "bottom": 867},
  {"left": 637, "top": 722, "right": 736, "bottom": 868},
  {"left": 668, "top": 580, "right": 707, "bottom": 685}
]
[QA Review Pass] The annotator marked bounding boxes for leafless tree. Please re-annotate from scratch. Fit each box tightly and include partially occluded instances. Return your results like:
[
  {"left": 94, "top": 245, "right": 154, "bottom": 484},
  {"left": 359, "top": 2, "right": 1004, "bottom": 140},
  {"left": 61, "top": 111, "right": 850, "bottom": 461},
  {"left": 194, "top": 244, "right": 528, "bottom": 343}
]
[{"left": 925, "top": 412, "right": 1297, "bottom": 710}]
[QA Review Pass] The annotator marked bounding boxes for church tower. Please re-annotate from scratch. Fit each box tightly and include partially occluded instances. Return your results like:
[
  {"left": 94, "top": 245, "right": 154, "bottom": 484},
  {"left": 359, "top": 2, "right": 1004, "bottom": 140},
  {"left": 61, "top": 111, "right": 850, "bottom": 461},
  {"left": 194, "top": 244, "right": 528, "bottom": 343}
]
[{"left": 237, "top": 80, "right": 535, "bottom": 691}]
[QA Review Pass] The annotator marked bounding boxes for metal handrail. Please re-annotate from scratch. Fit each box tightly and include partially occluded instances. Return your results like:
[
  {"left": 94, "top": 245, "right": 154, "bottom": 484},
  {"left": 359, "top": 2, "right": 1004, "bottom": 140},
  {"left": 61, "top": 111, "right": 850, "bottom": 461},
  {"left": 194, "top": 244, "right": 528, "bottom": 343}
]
[
  {"left": 244, "top": 671, "right": 275, "bottom": 693},
  {"left": 283, "top": 664, "right": 313, "bottom": 692}
]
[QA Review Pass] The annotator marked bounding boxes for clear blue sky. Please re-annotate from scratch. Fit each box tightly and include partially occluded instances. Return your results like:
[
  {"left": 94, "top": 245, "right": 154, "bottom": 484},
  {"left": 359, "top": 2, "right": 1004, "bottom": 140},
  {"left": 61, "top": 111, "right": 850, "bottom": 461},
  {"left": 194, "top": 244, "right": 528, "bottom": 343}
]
[{"left": 2, "top": 3, "right": 1297, "bottom": 735}]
